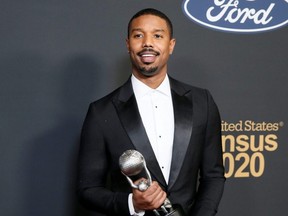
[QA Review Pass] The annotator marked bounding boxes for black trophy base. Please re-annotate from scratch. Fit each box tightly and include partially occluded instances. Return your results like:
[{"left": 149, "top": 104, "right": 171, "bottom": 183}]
[
  {"left": 165, "top": 204, "right": 186, "bottom": 216},
  {"left": 152, "top": 204, "right": 186, "bottom": 216}
]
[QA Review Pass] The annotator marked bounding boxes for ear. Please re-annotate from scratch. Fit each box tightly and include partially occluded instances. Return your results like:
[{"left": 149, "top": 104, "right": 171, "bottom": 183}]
[
  {"left": 169, "top": 38, "right": 176, "bottom": 54},
  {"left": 126, "top": 38, "right": 130, "bottom": 53}
]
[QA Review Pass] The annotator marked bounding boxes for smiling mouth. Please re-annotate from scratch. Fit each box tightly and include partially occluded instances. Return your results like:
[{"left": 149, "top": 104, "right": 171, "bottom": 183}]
[
  {"left": 137, "top": 49, "right": 160, "bottom": 64},
  {"left": 138, "top": 48, "right": 160, "bottom": 56}
]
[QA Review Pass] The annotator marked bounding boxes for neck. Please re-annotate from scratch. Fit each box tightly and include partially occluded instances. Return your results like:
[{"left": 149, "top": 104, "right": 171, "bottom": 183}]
[{"left": 132, "top": 70, "right": 167, "bottom": 89}]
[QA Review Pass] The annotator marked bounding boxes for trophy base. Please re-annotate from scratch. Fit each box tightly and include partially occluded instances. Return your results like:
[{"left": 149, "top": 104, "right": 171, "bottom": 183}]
[
  {"left": 165, "top": 205, "right": 186, "bottom": 216},
  {"left": 152, "top": 204, "right": 185, "bottom": 216}
]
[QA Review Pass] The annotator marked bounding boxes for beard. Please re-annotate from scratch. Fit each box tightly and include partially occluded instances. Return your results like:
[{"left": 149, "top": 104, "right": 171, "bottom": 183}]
[
  {"left": 129, "top": 51, "right": 160, "bottom": 77},
  {"left": 138, "top": 65, "right": 159, "bottom": 77}
]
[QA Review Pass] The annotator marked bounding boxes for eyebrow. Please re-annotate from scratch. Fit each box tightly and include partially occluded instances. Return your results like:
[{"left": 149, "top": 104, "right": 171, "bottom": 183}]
[{"left": 131, "top": 28, "right": 166, "bottom": 33}]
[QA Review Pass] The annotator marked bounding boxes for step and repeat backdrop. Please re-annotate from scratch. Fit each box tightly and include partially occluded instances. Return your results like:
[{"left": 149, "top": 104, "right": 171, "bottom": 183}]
[{"left": 1, "top": 1, "right": 287, "bottom": 216}]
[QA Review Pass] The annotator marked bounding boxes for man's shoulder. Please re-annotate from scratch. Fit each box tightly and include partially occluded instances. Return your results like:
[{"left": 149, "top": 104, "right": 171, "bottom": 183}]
[
  {"left": 90, "top": 87, "right": 121, "bottom": 106},
  {"left": 90, "top": 78, "right": 131, "bottom": 107},
  {"left": 169, "top": 76, "right": 207, "bottom": 95}
]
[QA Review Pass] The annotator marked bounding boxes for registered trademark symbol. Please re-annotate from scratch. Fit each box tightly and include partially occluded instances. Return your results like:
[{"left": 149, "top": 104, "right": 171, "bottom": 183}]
[{"left": 279, "top": 121, "right": 284, "bottom": 127}]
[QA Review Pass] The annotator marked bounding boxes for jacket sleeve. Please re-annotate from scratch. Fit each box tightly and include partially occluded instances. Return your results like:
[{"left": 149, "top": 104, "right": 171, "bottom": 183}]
[
  {"left": 190, "top": 90, "right": 225, "bottom": 216},
  {"left": 76, "top": 103, "right": 130, "bottom": 216}
]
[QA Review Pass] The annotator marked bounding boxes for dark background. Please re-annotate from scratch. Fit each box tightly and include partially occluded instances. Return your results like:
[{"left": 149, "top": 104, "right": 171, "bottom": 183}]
[{"left": 1, "top": 1, "right": 287, "bottom": 215}]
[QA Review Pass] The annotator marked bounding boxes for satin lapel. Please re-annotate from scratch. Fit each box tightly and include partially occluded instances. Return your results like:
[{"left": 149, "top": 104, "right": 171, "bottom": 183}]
[
  {"left": 168, "top": 80, "right": 193, "bottom": 190},
  {"left": 112, "top": 80, "right": 167, "bottom": 187}
]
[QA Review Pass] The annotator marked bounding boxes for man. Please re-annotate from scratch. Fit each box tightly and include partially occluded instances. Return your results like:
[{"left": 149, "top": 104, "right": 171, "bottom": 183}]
[{"left": 77, "top": 8, "right": 225, "bottom": 216}]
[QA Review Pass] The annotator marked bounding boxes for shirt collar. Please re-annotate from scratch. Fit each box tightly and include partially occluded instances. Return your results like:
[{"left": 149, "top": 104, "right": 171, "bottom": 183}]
[{"left": 131, "top": 74, "right": 171, "bottom": 98}]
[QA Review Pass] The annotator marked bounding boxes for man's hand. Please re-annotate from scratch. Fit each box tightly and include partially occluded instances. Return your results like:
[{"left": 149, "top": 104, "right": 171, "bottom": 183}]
[{"left": 132, "top": 179, "right": 167, "bottom": 212}]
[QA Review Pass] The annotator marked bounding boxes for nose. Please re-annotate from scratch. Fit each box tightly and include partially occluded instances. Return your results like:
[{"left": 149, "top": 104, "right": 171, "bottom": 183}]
[{"left": 142, "top": 36, "right": 153, "bottom": 48}]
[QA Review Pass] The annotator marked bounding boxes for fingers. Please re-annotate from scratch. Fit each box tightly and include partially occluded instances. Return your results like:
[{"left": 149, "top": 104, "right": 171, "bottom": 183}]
[{"left": 132, "top": 180, "right": 167, "bottom": 211}]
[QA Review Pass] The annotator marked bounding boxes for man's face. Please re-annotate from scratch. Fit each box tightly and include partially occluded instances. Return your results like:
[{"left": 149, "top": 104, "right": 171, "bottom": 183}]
[{"left": 126, "top": 14, "right": 176, "bottom": 78}]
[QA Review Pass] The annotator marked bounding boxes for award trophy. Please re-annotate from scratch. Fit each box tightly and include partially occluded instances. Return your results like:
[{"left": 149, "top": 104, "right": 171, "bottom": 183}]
[{"left": 119, "top": 150, "right": 185, "bottom": 216}]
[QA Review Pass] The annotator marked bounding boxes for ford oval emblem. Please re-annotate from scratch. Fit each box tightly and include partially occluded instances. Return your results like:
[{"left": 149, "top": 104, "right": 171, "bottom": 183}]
[{"left": 182, "top": 0, "right": 288, "bottom": 33}]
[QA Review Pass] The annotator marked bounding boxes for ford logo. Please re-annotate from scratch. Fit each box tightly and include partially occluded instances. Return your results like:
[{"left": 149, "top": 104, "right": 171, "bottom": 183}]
[{"left": 182, "top": 0, "right": 288, "bottom": 33}]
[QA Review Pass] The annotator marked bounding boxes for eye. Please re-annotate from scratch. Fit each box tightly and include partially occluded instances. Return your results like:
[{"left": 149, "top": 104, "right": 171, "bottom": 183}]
[
  {"left": 133, "top": 34, "right": 143, "bottom": 38},
  {"left": 154, "top": 34, "right": 163, "bottom": 39}
]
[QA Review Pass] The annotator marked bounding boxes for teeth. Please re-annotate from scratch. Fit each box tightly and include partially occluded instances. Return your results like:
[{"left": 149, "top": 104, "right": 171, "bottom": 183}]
[{"left": 142, "top": 54, "right": 154, "bottom": 57}]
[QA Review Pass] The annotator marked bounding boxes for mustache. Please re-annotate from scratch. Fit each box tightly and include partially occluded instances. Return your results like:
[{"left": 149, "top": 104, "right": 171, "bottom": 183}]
[{"left": 137, "top": 48, "right": 160, "bottom": 56}]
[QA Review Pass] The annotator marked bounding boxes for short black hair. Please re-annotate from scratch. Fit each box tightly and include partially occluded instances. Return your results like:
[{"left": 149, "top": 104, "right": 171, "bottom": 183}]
[{"left": 127, "top": 8, "right": 173, "bottom": 39}]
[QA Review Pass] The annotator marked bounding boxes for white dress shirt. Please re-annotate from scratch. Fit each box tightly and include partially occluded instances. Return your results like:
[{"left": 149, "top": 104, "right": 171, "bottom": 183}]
[{"left": 128, "top": 74, "right": 175, "bottom": 215}]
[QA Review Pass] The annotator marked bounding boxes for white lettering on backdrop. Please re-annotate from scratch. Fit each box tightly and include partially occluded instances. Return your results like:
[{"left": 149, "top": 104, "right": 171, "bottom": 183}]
[{"left": 206, "top": 0, "right": 275, "bottom": 25}]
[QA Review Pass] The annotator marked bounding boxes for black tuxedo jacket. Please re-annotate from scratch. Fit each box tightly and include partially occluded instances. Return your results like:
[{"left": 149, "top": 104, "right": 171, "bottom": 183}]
[{"left": 77, "top": 77, "right": 225, "bottom": 216}]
